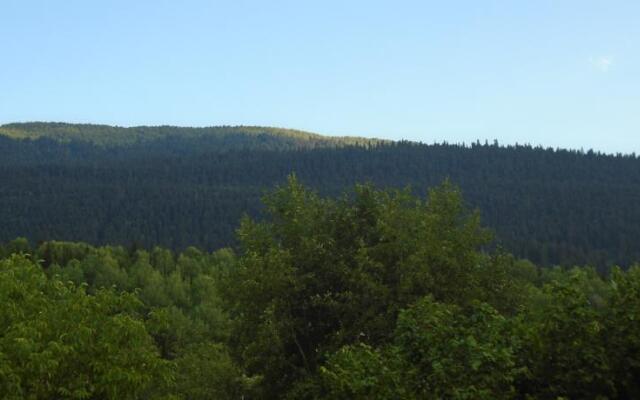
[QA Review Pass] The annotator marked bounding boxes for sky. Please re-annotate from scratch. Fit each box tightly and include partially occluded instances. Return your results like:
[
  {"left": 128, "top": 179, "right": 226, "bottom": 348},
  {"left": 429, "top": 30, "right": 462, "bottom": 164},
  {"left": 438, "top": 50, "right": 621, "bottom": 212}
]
[{"left": 1, "top": 0, "right": 638, "bottom": 154}]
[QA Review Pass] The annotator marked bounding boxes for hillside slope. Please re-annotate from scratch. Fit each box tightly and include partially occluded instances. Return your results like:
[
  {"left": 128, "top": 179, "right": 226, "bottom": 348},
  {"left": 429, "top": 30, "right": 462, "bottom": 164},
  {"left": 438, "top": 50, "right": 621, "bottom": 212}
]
[
  {"left": 0, "top": 122, "right": 381, "bottom": 148},
  {"left": 1, "top": 122, "right": 638, "bottom": 269}
]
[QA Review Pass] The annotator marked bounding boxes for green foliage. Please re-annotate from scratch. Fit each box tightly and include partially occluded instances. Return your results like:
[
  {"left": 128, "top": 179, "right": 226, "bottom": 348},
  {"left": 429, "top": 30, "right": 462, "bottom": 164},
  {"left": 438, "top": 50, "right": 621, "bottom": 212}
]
[
  {"left": 322, "top": 298, "right": 520, "bottom": 400},
  {"left": 0, "top": 242, "right": 241, "bottom": 399},
  {"left": 320, "top": 344, "right": 411, "bottom": 399},
  {"left": 224, "top": 176, "right": 524, "bottom": 398},
  {"left": 606, "top": 266, "right": 640, "bottom": 398},
  {"left": 516, "top": 269, "right": 615, "bottom": 399},
  {"left": 174, "top": 343, "right": 249, "bottom": 400},
  {"left": 0, "top": 177, "right": 639, "bottom": 399},
  {"left": 394, "top": 297, "right": 520, "bottom": 399},
  {"left": 0, "top": 255, "right": 172, "bottom": 399}
]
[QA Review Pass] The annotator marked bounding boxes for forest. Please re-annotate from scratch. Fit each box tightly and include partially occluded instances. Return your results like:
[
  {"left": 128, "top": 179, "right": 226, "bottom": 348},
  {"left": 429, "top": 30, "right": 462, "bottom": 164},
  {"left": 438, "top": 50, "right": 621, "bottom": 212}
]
[
  {"left": 1, "top": 122, "right": 640, "bottom": 270},
  {"left": 1, "top": 177, "right": 639, "bottom": 399}
]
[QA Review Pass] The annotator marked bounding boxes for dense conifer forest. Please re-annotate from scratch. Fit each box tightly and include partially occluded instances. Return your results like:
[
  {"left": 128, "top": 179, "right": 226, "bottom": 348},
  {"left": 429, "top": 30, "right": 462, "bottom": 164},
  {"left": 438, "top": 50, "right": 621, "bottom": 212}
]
[
  {"left": 1, "top": 122, "right": 639, "bottom": 269},
  {"left": 1, "top": 177, "right": 639, "bottom": 399}
]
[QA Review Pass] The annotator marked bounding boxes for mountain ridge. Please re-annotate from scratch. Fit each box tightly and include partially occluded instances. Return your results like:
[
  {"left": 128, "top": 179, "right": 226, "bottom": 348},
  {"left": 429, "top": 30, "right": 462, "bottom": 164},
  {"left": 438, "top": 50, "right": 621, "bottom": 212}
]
[
  {"left": 1, "top": 121, "right": 639, "bottom": 268},
  {"left": 0, "top": 121, "right": 385, "bottom": 148},
  {"left": 2, "top": 121, "right": 636, "bottom": 156}
]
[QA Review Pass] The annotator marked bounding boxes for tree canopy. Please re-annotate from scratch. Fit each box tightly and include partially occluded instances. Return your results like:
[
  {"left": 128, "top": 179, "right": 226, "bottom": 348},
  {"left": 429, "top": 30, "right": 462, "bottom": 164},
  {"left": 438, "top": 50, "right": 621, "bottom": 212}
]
[{"left": 0, "top": 177, "right": 639, "bottom": 398}]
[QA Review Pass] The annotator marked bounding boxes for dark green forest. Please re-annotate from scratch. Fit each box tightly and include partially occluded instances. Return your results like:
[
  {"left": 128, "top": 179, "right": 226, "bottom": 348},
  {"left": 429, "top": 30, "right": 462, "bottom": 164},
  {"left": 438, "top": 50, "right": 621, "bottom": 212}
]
[
  {"left": 1, "top": 178, "right": 639, "bottom": 399},
  {"left": 1, "top": 122, "right": 639, "bottom": 269}
]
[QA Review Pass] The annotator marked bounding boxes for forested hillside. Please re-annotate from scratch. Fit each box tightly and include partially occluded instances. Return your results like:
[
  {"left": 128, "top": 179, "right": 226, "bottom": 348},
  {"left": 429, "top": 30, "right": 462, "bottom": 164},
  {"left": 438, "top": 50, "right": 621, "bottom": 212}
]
[
  {"left": 1, "top": 179, "right": 639, "bottom": 399},
  {"left": 1, "top": 122, "right": 639, "bottom": 269},
  {"left": 0, "top": 122, "right": 379, "bottom": 149}
]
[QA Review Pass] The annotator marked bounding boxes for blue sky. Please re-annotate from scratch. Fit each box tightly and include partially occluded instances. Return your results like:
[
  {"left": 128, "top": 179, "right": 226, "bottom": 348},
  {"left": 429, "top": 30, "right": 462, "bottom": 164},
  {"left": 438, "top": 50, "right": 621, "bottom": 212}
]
[{"left": 1, "top": 0, "right": 638, "bottom": 153}]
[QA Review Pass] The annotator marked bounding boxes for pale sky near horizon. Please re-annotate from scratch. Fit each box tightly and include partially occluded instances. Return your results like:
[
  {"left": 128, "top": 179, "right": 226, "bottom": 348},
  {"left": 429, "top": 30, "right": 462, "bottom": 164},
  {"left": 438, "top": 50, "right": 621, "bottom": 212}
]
[{"left": 1, "top": 0, "right": 638, "bottom": 154}]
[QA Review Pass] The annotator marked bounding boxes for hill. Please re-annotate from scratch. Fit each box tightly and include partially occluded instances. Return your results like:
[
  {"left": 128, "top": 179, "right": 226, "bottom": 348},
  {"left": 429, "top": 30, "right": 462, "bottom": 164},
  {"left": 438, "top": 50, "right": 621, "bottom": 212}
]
[
  {"left": 0, "top": 122, "right": 381, "bottom": 148},
  {"left": 1, "top": 122, "right": 638, "bottom": 269}
]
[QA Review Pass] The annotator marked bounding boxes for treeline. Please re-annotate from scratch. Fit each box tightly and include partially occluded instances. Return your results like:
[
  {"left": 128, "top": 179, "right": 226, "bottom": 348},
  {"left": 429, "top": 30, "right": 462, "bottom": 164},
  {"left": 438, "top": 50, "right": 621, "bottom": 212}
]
[
  {"left": 0, "top": 122, "right": 378, "bottom": 149},
  {"left": 1, "top": 123, "right": 640, "bottom": 269},
  {"left": 1, "top": 179, "right": 639, "bottom": 399}
]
